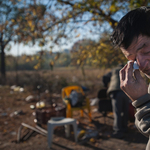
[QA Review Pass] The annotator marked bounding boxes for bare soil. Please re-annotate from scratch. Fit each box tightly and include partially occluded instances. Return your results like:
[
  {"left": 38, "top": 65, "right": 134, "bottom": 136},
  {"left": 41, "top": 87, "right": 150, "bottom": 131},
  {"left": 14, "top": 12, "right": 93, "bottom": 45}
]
[{"left": 0, "top": 85, "right": 148, "bottom": 150}]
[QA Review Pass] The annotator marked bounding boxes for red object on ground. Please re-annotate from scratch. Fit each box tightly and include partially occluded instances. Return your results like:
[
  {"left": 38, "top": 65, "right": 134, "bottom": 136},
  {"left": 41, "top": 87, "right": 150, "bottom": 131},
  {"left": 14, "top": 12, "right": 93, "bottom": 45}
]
[{"left": 36, "top": 103, "right": 66, "bottom": 124}]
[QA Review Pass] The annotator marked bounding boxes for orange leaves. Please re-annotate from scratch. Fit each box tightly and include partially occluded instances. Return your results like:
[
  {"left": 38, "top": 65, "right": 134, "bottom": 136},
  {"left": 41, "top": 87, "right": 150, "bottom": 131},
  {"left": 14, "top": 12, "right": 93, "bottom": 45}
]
[
  {"left": 109, "top": 5, "right": 116, "bottom": 12},
  {"left": 25, "top": 56, "right": 31, "bottom": 63},
  {"left": 50, "top": 60, "right": 54, "bottom": 66},
  {"left": 54, "top": 53, "right": 60, "bottom": 60},
  {"left": 77, "top": 59, "right": 80, "bottom": 65},
  {"left": 91, "top": 17, "right": 95, "bottom": 21},
  {"left": 70, "top": 35, "right": 127, "bottom": 68},
  {"left": 114, "top": 22, "right": 118, "bottom": 27},
  {"left": 33, "top": 9, "right": 36, "bottom": 16},
  {"left": 11, "top": 19, "right": 15, "bottom": 23},
  {"left": 34, "top": 63, "right": 40, "bottom": 70},
  {"left": 27, "top": 20, "right": 33, "bottom": 27}
]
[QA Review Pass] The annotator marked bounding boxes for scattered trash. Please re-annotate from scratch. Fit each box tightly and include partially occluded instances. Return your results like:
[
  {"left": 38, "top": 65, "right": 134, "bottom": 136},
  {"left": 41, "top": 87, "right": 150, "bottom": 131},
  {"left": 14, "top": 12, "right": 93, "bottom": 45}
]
[
  {"left": 19, "top": 88, "right": 24, "bottom": 92},
  {"left": 10, "top": 110, "right": 25, "bottom": 117},
  {"left": 25, "top": 95, "right": 37, "bottom": 102},
  {"left": 77, "top": 130, "right": 86, "bottom": 139},
  {"left": 10, "top": 85, "right": 24, "bottom": 92},
  {"left": 90, "top": 137, "right": 96, "bottom": 143},
  {"left": 25, "top": 95, "right": 34, "bottom": 102},
  {"left": 90, "top": 97, "right": 99, "bottom": 106},
  {"left": 34, "top": 119, "right": 37, "bottom": 123},
  {"left": 81, "top": 130, "right": 99, "bottom": 140},
  {"left": 32, "top": 112, "right": 36, "bottom": 116},
  {"left": 35, "top": 103, "right": 66, "bottom": 124},
  {"left": 10, "top": 131, "right": 17, "bottom": 135},
  {"left": 14, "top": 86, "right": 21, "bottom": 92},
  {"left": 10, "top": 85, "right": 17, "bottom": 90},
  {"left": 17, "top": 122, "right": 47, "bottom": 142},
  {"left": 45, "top": 90, "right": 49, "bottom": 93},
  {"left": 36, "top": 101, "right": 45, "bottom": 108},
  {"left": 92, "top": 108, "right": 98, "bottom": 112},
  {"left": 30, "top": 105, "right": 35, "bottom": 110}
]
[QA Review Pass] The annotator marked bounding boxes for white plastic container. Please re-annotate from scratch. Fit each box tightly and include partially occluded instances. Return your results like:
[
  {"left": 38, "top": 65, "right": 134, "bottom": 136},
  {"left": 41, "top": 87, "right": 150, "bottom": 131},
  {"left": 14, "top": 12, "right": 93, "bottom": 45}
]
[{"left": 128, "top": 61, "right": 139, "bottom": 70}]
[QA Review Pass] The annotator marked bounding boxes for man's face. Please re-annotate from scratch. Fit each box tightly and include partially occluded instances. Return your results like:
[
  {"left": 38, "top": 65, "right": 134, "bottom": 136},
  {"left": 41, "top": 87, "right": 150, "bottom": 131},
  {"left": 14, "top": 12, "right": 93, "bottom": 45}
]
[{"left": 120, "top": 35, "right": 150, "bottom": 78}]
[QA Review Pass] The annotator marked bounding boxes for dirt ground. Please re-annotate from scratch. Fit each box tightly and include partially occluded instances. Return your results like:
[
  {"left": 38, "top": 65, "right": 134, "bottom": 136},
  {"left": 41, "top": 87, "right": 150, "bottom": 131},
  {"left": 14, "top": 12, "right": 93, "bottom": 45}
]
[{"left": 0, "top": 85, "right": 148, "bottom": 150}]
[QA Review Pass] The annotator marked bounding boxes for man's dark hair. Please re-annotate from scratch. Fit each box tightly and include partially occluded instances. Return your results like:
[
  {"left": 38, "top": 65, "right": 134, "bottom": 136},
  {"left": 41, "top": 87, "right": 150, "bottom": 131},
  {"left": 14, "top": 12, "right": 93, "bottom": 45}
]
[{"left": 111, "top": 6, "right": 150, "bottom": 49}]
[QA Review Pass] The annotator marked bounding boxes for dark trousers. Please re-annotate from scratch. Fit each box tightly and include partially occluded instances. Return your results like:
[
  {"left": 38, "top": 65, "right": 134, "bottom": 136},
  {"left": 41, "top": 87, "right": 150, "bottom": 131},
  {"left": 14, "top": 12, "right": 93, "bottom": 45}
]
[{"left": 110, "top": 91, "right": 130, "bottom": 133}]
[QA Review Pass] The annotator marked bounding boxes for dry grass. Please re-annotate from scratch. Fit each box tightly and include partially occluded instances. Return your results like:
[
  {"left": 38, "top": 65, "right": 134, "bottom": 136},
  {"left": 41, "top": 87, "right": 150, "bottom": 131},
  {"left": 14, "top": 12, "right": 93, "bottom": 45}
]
[{"left": 5, "top": 67, "right": 111, "bottom": 97}]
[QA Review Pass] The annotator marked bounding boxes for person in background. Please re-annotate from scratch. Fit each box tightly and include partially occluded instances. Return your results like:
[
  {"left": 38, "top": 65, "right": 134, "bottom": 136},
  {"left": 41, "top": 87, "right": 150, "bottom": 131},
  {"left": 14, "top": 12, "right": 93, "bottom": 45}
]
[
  {"left": 107, "top": 64, "right": 130, "bottom": 138},
  {"left": 102, "top": 71, "right": 112, "bottom": 89},
  {"left": 110, "top": 6, "right": 150, "bottom": 149}
]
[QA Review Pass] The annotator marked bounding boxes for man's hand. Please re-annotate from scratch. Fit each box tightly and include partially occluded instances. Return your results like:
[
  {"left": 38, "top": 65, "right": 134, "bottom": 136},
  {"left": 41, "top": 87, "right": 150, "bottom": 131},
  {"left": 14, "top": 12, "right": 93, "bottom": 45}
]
[{"left": 119, "top": 61, "right": 148, "bottom": 101}]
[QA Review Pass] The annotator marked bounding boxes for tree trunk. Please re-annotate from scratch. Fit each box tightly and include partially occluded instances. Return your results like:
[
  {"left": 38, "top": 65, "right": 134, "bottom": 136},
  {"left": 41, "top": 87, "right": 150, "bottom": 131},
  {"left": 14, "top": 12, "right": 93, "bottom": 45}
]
[{"left": 1, "top": 44, "right": 6, "bottom": 84}]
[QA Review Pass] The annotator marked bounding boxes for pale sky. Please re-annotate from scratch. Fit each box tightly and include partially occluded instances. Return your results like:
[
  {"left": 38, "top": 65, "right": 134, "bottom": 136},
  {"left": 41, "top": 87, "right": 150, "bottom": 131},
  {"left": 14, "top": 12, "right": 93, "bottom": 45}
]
[
  {"left": 6, "top": 27, "right": 101, "bottom": 56},
  {"left": 6, "top": 42, "right": 64, "bottom": 56}
]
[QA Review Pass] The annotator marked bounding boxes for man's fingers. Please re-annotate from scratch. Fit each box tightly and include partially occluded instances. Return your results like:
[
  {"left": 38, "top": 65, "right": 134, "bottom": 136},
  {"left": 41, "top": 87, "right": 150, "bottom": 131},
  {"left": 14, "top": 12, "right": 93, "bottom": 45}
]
[
  {"left": 126, "top": 61, "right": 134, "bottom": 79},
  {"left": 119, "top": 64, "right": 127, "bottom": 81}
]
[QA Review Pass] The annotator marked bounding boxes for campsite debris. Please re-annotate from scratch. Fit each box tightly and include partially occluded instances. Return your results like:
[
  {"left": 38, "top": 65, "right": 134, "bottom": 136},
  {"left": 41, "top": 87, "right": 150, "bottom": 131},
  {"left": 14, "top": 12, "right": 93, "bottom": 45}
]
[
  {"left": 10, "top": 85, "right": 24, "bottom": 92},
  {"left": 90, "top": 137, "right": 96, "bottom": 143},
  {"left": 30, "top": 105, "right": 35, "bottom": 110},
  {"left": 77, "top": 130, "right": 86, "bottom": 139},
  {"left": 36, "top": 101, "right": 45, "bottom": 108},
  {"left": 10, "top": 110, "right": 25, "bottom": 117},
  {"left": 25, "top": 95, "right": 36, "bottom": 102},
  {"left": 35, "top": 103, "right": 66, "bottom": 124},
  {"left": 32, "top": 112, "right": 36, "bottom": 116},
  {"left": 17, "top": 123, "right": 47, "bottom": 142},
  {"left": 81, "top": 130, "right": 99, "bottom": 140},
  {"left": 92, "top": 108, "right": 98, "bottom": 112},
  {"left": 90, "top": 97, "right": 99, "bottom": 106},
  {"left": 10, "top": 85, "right": 17, "bottom": 90},
  {"left": 35, "top": 125, "right": 47, "bottom": 135},
  {"left": 10, "top": 131, "right": 17, "bottom": 136},
  {"left": 34, "top": 119, "right": 37, "bottom": 123},
  {"left": 77, "top": 128, "right": 99, "bottom": 144}
]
